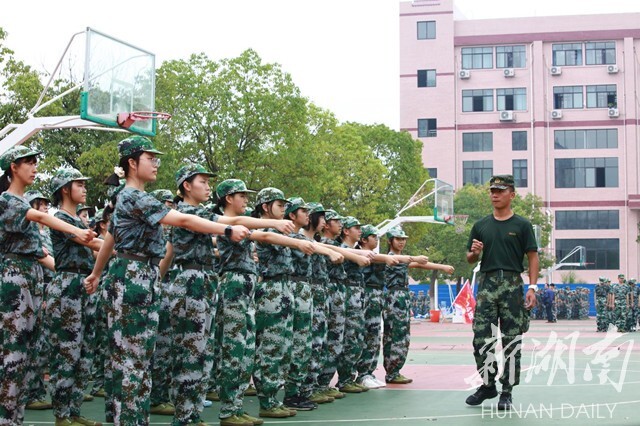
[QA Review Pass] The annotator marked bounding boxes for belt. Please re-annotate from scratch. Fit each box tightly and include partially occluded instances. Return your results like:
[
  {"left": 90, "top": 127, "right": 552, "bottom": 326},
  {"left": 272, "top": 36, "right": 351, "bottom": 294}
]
[
  {"left": 117, "top": 252, "right": 162, "bottom": 266},
  {"left": 344, "top": 280, "right": 362, "bottom": 287},
  {"left": 57, "top": 267, "right": 92, "bottom": 275},
  {"left": 387, "top": 286, "right": 409, "bottom": 292},
  {"left": 176, "top": 261, "right": 215, "bottom": 271},
  {"left": 481, "top": 270, "right": 520, "bottom": 280}
]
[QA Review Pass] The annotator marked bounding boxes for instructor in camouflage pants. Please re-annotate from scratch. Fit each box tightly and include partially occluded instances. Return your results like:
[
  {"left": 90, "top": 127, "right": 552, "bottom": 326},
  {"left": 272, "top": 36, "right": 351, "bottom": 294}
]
[{"left": 465, "top": 175, "right": 538, "bottom": 411}]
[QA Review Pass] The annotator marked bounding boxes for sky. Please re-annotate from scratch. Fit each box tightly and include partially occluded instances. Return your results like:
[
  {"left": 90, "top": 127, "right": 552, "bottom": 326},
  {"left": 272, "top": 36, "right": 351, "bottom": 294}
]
[{"left": 1, "top": 0, "right": 639, "bottom": 131}]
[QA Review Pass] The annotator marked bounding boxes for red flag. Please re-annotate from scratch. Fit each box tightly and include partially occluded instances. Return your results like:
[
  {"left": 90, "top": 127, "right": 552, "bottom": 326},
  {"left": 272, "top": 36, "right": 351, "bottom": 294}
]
[{"left": 453, "top": 279, "right": 476, "bottom": 324}]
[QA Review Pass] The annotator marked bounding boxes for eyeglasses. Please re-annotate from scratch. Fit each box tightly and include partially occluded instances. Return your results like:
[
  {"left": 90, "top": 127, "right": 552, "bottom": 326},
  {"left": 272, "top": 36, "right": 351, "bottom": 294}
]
[{"left": 146, "top": 156, "right": 161, "bottom": 167}]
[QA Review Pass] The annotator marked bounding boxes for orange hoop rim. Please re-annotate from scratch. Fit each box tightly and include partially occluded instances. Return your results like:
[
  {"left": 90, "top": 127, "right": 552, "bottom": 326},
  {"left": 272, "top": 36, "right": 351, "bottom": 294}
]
[{"left": 128, "top": 111, "right": 172, "bottom": 121}]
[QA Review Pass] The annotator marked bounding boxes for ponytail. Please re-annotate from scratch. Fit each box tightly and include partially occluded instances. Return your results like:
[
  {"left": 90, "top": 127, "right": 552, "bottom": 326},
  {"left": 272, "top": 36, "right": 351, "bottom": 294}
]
[
  {"left": 0, "top": 172, "right": 11, "bottom": 193},
  {"left": 212, "top": 196, "right": 227, "bottom": 215}
]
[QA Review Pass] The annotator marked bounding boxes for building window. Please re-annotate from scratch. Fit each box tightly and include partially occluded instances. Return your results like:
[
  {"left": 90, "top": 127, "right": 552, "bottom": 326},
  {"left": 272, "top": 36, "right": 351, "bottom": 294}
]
[
  {"left": 556, "top": 210, "right": 619, "bottom": 230},
  {"left": 427, "top": 168, "right": 438, "bottom": 178},
  {"left": 553, "top": 86, "right": 583, "bottom": 109},
  {"left": 462, "top": 89, "right": 494, "bottom": 112},
  {"left": 418, "top": 118, "right": 437, "bottom": 137},
  {"left": 585, "top": 42, "right": 616, "bottom": 65},
  {"left": 462, "top": 132, "right": 493, "bottom": 152},
  {"left": 496, "top": 45, "right": 526, "bottom": 68},
  {"left": 552, "top": 43, "right": 583, "bottom": 66},
  {"left": 417, "top": 69, "right": 436, "bottom": 87},
  {"left": 554, "top": 129, "right": 618, "bottom": 149},
  {"left": 555, "top": 157, "right": 618, "bottom": 188},
  {"left": 461, "top": 47, "right": 493, "bottom": 69},
  {"left": 512, "top": 131, "right": 527, "bottom": 151},
  {"left": 512, "top": 159, "right": 528, "bottom": 187},
  {"left": 497, "top": 88, "right": 527, "bottom": 111},
  {"left": 586, "top": 85, "right": 617, "bottom": 108},
  {"left": 463, "top": 160, "right": 493, "bottom": 185},
  {"left": 555, "top": 238, "right": 619, "bottom": 270},
  {"left": 417, "top": 21, "right": 436, "bottom": 40}
]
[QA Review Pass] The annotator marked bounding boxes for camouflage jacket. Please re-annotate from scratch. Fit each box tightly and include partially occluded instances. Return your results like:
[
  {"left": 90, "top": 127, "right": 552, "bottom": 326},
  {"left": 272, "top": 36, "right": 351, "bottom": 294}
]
[
  {"left": 0, "top": 191, "right": 44, "bottom": 258},
  {"left": 256, "top": 228, "right": 294, "bottom": 279},
  {"left": 321, "top": 236, "right": 346, "bottom": 281},
  {"left": 289, "top": 231, "right": 313, "bottom": 280},
  {"left": 217, "top": 232, "right": 258, "bottom": 276},
  {"left": 385, "top": 251, "right": 409, "bottom": 289},
  {"left": 171, "top": 201, "right": 218, "bottom": 265},
  {"left": 51, "top": 210, "right": 94, "bottom": 271}
]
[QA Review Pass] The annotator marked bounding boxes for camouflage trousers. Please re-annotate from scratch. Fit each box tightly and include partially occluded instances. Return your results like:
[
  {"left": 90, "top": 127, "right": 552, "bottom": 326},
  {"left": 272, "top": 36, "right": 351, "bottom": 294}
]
[
  {"left": 169, "top": 268, "right": 217, "bottom": 425},
  {"left": 382, "top": 288, "right": 411, "bottom": 381},
  {"left": 253, "top": 277, "right": 292, "bottom": 409},
  {"left": 105, "top": 258, "right": 160, "bottom": 426},
  {"left": 613, "top": 300, "right": 626, "bottom": 331},
  {"left": 626, "top": 306, "right": 636, "bottom": 332},
  {"left": 0, "top": 257, "right": 42, "bottom": 425},
  {"left": 357, "top": 287, "right": 384, "bottom": 378},
  {"left": 150, "top": 271, "right": 177, "bottom": 406},
  {"left": 284, "top": 280, "right": 312, "bottom": 398},
  {"left": 472, "top": 273, "right": 530, "bottom": 392},
  {"left": 90, "top": 285, "right": 108, "bottom": 394},
  {"left": 301, "top": 282, "right": 328, "bottom": 396},
  {"left": 216, "top": 271, "right": 256, "bottom": 419},
  {"left": 317, "top": 281, "right": 346, "bottom": 389},
  {"left": 595, "top": 296, "right": 608, "bottom": 332},
  {"left": 337, "top": 285, "right": 364, "bottom": 388},
  {"left": 25, "top": 278, "right": 49, "bottom": 403},
  {"left": 46, "top": 271, "right": 93, "bottom": 418}
]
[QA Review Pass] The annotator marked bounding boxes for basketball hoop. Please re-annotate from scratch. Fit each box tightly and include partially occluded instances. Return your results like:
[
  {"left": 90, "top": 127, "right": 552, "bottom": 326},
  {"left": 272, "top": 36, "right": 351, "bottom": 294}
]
[
  {"left": 453, "top": 215, "right": 469, "bottom": 234},
  {"left": 117, "top": 111, "right": 172, "bottom": 129}
]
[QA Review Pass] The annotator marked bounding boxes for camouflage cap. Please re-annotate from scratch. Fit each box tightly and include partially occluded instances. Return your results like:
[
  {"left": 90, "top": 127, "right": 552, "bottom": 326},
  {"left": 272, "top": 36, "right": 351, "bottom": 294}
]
[
  {"left": 0, "top": 146, "right": 41, "bottom": 171},
  {"left": 216, "top": 179, "right": 255, "bottom": 199},
  {"left": 150, "top": 189, "right": 174, "bottom": 203},
  {"left": 94, "top": 208, "right": 105, "bottom": 223},
  {"left": 255, "top": 187, "right": 286, "bottom": 207},
  {"left": 341, "top": 216, "right": 361, "bottom": 229},
  {"left": 306, "top": 202, "right": 326, "bottom": 215},
  {"left": 598, "top": 276, "right": 606, "bottom": 282},
  {"left": 630, "top": 278, "right": 637, "bottom": 284},
  {"left": 24, "top": 190, "right": 48, "bottom": 205},
  {"left": 386, "top": 226, "right": 408, "bottom": 239},
  {"left": 285, "top": 196, "right": 310, "bottom": 216},
  {"left": 489, "top": 174, "right": 515, "bottom": 190},
  {"left": 325, "top": 209, "right": 343, "bottom": 221},
  {"left": 50, "top": 167, "right": 90, "bottom": 195},
  {"left": 360, "top": 224, "right": 379, "bottom": 239},
  {"left": 618, "top": 273, "right": 625, "bottom": 278},
  {"left": 76, "top": 204, "right": 93, "bottom": 214},
  {"left": 117, "top": 135, "right": 163, "bottom": 158},
  {"left": 175, "top": 163, "right": 216, "bottom": 187}
]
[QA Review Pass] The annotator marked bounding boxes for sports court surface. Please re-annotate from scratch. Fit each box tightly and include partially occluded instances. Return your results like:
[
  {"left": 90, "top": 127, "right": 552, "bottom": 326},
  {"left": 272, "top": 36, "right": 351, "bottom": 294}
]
[{"left": 24, "top": 318, "right": 640, "bottom": 425}]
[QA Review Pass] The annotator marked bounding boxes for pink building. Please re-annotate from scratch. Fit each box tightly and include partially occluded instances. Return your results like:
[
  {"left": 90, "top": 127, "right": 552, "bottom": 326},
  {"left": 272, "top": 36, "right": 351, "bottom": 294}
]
[{"left": 399, "top": 0, "right": 640, "bottom": 283}]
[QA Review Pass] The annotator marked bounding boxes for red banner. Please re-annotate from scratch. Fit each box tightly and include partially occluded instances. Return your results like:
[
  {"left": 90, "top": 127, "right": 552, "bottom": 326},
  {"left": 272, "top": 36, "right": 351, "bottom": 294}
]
[{"left": 453, "top": 279, "right": 476, "bottom": 324}]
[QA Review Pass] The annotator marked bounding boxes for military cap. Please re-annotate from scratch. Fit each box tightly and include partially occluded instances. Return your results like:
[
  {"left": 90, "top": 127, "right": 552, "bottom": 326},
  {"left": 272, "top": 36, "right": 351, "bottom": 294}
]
[
  {"left": 76, "top": 204, "right": 93, "bottom": 214},
  {"left": 150, "top": 189, "right": 174, "bottom": 203},
  {"left": 618, "top": 273, "right": 625, "bottom": 278},
  {"left": 256, "top": 187, "right": 286, "bottom": 207},
  {"left": 118, "top": 135, "right": 163, "bottom": 158},
  {"left": 598, "top": 276, "right": 606, "bottom": 282},
  {"left": 175, "top": 163, "right": 216, "bottom": 187},
  {"left": 285, "top": 196, "right": 310, "bottom": 216},
  {"left": 25, "top": 190, "right": 48, "bottom": 205},
  {"left": 325, "top": 209, "right": 343, "bottom": 221},
  {"left": 216, "top": 179, "right": 255, "bottom": 199},
  {"left": 0, "top": 146, "right": 41, "bottom": 171},
  {"left": 341, "top": 216, "right": 361, "bottom": 229},
  {"left": 629, "top": 278, "right": 636, "bottom": 284},
  {"left": 489, "top": 174, "right": 515, "bottom": 190},
  {"left": 386, "top": 226, "right": 408, "bottom": 239},
  {"left": 306, "top": 202, "right": 326, "bottom": 215},
  {"left": 94, "top": 208, "right": 105, "bottom": 223},
  {"left": 360, "top": 224, "right": 379, "bottom": 239},
  {"left": 50, "top": 167, "right": 90, "bottom": 195}
]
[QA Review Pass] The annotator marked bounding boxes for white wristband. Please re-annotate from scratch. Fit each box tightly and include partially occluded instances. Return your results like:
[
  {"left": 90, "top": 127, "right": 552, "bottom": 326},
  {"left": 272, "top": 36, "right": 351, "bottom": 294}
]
[{"left": 527, "top": 284, "right": 538, "bottom": 291}]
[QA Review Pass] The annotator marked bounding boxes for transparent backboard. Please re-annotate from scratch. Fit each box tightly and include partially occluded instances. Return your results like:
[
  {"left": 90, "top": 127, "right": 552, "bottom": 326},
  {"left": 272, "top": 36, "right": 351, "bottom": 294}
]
[
  {"left": 80, "top": 28, "right": 156, "bottom": 136},
  {"left": 433, "top": 179, "right": 454, "bottom": 223}
]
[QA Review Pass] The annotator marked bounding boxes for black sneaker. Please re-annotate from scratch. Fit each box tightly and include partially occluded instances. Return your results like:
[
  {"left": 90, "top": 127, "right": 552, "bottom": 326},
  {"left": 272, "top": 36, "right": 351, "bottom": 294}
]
[
  {"left": 465, "top": 385, "right": 498, "bottom": 406},
  {"left": 497, "top": 392, "right": 512, "bottom": 410},
  {"left": 284, "top": 396, "right": 317, "bottom": 411}
]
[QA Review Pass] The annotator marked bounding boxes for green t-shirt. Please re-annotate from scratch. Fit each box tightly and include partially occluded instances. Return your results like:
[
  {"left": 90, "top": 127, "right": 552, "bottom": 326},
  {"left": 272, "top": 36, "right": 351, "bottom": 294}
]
[{"left": 467, "top": 213, "right": 537, "bottom": 273}]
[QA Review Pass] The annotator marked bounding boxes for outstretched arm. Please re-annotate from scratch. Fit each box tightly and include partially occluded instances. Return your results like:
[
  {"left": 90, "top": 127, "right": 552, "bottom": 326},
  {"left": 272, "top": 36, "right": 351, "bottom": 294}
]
[
  {"left": 26, "top": 209, "right": 95, "bottom": 244},
  {"left": 217, "top": 216, "right": 295, "bottom": 235},
  {"left": 317, "top": 243, "right": 370, "bottom": 267},
  {"left": 251, "top": 230, "right": 315, "bottom": 255},
  {"left": 161, "top": 210, "right": 250, "bottom": 242}
]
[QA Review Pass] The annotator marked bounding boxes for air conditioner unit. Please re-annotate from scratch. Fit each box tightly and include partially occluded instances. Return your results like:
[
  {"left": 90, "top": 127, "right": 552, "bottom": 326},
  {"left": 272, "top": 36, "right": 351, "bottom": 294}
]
[
  {"left": 503, "top": 68, "right": 515, "bottom": 77},
  {"left": 499, "top": 110, "right": 514, "bottom": 121},
  {"left": 607, "top": 64, "right": 619, "bottom": 74},
  {"left": 551, "top": 110, "right": 563, "bottom": 119},
  {"left": 459, "top": 69, "right": 471, "bottom": 79},
  {"left": 550, "top": 66, "right": 562, "bottom": 76},
  {"left": 608, "top": 108, "right": 619, "bottom": 118}
]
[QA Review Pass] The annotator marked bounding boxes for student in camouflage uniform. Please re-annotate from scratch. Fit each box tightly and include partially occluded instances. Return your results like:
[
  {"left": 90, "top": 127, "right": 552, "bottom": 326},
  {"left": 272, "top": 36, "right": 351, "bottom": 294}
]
[
  {"left": 282, "top": 197, "right": 344, "bottom": 411},
  {"left": 0, "top": 146, "right": 94, "bottom": 426},
  {"left": 595, "top": 277, "right": 610, "bottom": 331},
  {"left": 610, "top": 274, "right": 628, "bottom": 332},
  {"left": 417, "top": 290, "right": 427, "bottom": 318},
  {"left": 47, "top": 167, "right": 104, "bottom": 426},
  {"left": 212, "top": 180, "right": 314, "bottom": 426},
  {"left": 24, "top": 190, "right": 54, "bottom": 410},
  {"left": 84, "top": 137, "right": 252, "bottom": 426},
  {"left": 627, "top": 279, "right": 636, "bottom": 332},
  {"left": 465, "top": 175, "right": 538, "bottom": 411}
]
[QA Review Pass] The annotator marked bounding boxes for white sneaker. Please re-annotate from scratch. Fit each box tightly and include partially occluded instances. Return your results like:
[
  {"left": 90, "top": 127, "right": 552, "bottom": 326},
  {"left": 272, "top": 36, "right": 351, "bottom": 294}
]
[
  {"left": 359, "top": 375, "right": 382, "bottom": 389},
  {"left": 372, "top": 377, "right": 387, "bottom": 388},
  {"left": 203, "top": 399, "right": 213, "bottom": 407}
]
